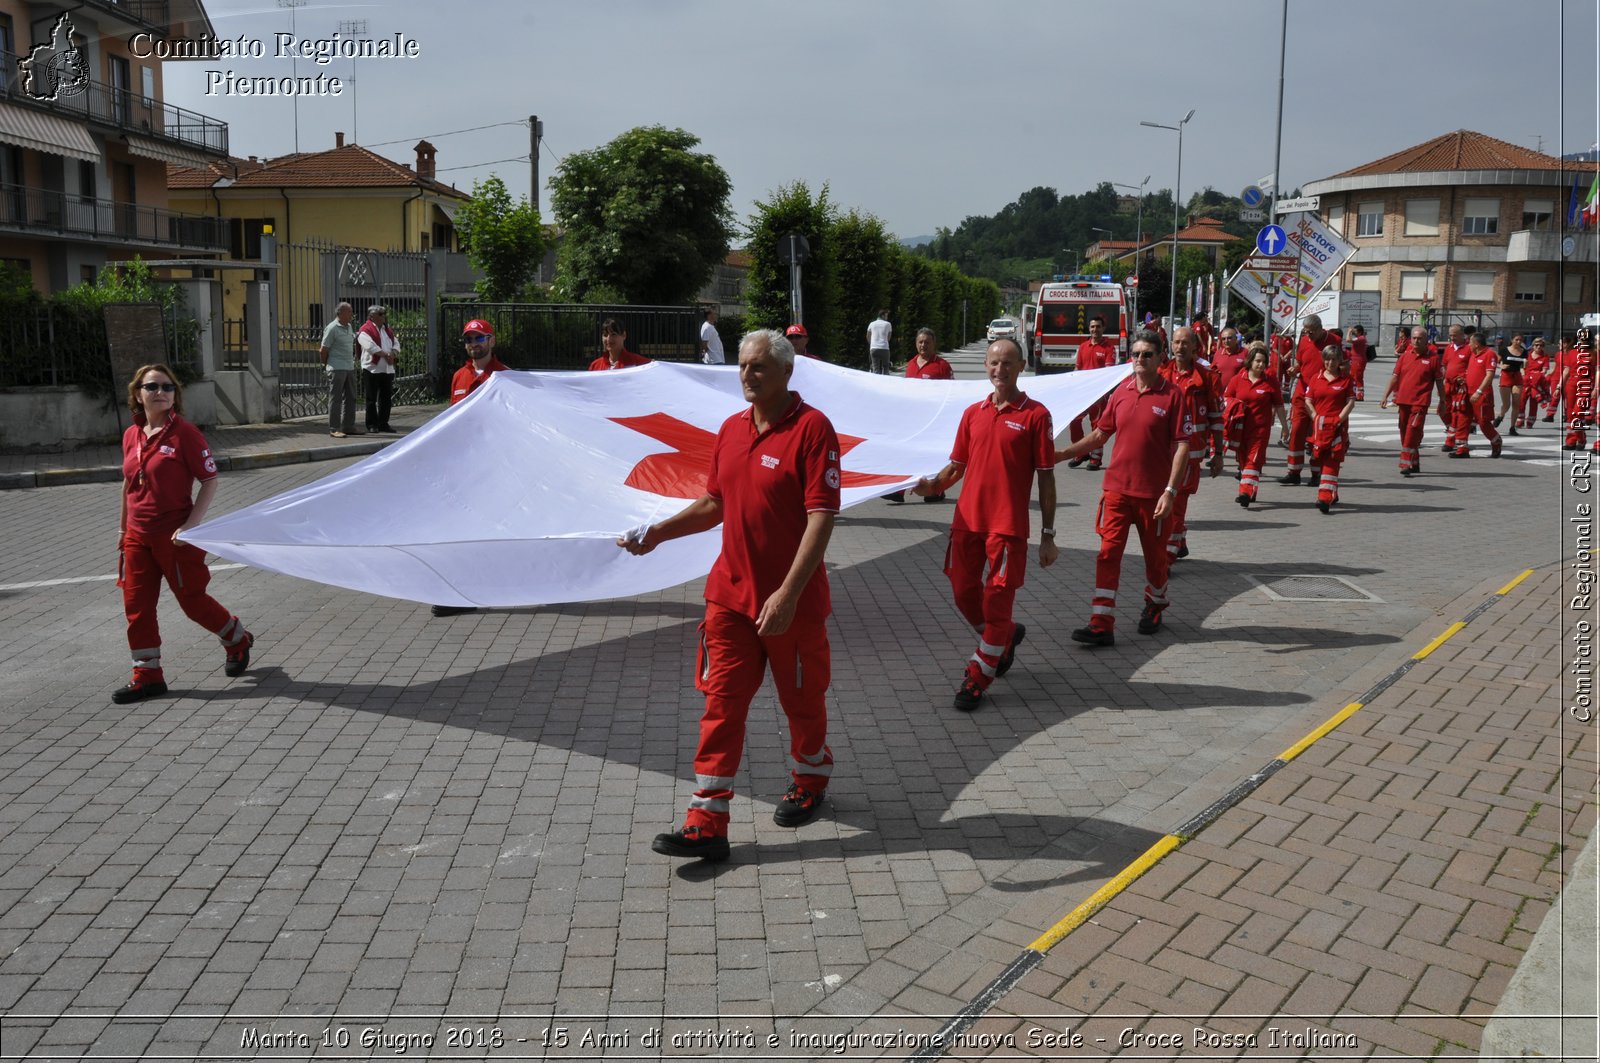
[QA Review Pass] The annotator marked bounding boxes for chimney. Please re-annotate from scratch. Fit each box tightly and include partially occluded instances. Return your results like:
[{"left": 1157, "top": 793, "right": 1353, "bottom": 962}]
[
  {"left": 414, "top": 140, "right": 437, "bottom": 181},
  {"left": 335, "top": 131, "right": 345, "bottom": 148}
]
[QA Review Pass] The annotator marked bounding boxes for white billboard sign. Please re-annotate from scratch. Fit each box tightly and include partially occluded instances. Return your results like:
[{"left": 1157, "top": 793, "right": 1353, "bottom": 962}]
[{"left": 1227, "top": 211, "right": 1356, "bottom": 329}]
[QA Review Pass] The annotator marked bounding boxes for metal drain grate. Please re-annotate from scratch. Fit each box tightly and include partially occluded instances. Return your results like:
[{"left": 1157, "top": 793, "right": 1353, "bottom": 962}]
[{"left": 1250, "top": 574, "right": 1384, "bottom": 603}]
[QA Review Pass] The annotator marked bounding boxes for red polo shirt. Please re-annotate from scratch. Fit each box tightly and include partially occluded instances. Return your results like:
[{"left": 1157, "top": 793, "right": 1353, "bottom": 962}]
[
  {"left": 1224, "top": 373, "right": 1284, "bottom": 433},
  {"left": 949, "top": 393, "right": 1055, "bottom": 541},
  {"left": 1211, "top": 346, "right": 1248, "bottom": 392},
  {"left": 589, "top": 350, "right": 650, "bottom": 371},
  {"left": 1163, "top": 361, "right": 1220, "bottom": 445},
  {"left": 1465, "top": 347, "right": 1498, "bottom": 390},
  {"left": 905, "top": 355, "right": 954, "bottom": 380},
  {"left": 122, "top": 415, "right": 217, "bottom": 534},
  {"left": 1096, "top": 375, "right": 1191, "bottom": 500},
  {"left": 704, "top": 394, "right": 841, "bottom": 625},
  {"left": 1292, "top": 333, "right": 1327, "bottom": 397},
  {"left": 1392, "top": 348, "right": 1442, "bottom": 406},
  {"left": 450, "top": 356, "right": 509, "bottom": 404},
  {"left": 1306, "top": 371, "right": 1355, "bottom": 422},
  {"left": 1076, "top": 339, "right": 1118, "bottom": 371}
]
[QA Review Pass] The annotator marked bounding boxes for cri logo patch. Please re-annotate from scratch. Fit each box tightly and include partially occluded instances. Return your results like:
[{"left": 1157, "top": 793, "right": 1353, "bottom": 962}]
[{"left": 610, "top": 413, "right": 905, "bottom": 498}]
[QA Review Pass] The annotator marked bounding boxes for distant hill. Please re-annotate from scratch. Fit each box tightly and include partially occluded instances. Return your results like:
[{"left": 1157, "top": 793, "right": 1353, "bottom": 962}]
[{"left": 900, "top": 235, "right": 937, "bottom": 249}]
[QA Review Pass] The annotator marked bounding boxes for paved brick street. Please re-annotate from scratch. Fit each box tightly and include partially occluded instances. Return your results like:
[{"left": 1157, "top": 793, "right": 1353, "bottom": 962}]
[{"left": 0, "top": 348, "right": 1590, "bottom": 1060}]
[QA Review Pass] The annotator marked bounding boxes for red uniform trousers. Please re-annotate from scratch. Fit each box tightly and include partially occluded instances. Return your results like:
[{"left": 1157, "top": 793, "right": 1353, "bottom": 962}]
[
  {"left": 1089, "top": 491, "right": 1170, "bottom": 633},
  {"left": 1519, "top": 377, "right": 1549, "bottom": 426},
  {"left": 1068, "top": 400, "right": 1107, "bottom": 464},
  {"left": 1396, "top": 404, "right": 1429, "bottom": 472},
  {"left": 1309, "top": 422, "right": 1348, "bottom": 505},
  {"left": 119, "top": 528, "right": 242, "bottom": 682},
  {"left": 685, "top": 602, "right": 832, "bottom": 836},
  {"left": 1447, "top": 380, "right": 1500, "bottom": 454},
  {"left": 944, "top": 529, "right": 1027, "bottom": 692},
  {"left": 1285, "top": 389, "right": 1312, "bottom": 474},
  {"left": 1233, "top": 427, "right": 1270, "bottom": 500},
  {"left": 1166, "top": 455, "right": 1202, "bottom": 558}
]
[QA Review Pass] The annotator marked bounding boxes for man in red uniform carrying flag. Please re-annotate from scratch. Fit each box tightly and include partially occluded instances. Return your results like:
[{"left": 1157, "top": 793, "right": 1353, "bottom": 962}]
[
  {"left": 1379, "top": 325, "right": 1445, "bottom": 476},
  {"left": 914, "top": 339, "right": 1057, "bottom": 712},
  {"left": 619, "top": 329, "right": 841, "bottom": 862},
  {"left": 1056, "top": 330, "right": 1192, "bottom": 645}
]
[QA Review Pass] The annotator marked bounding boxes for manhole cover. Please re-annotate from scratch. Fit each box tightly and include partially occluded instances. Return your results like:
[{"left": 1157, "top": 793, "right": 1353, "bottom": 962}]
[{"left": 1251, "top": 574, "right": 1383, "bottom": 603}]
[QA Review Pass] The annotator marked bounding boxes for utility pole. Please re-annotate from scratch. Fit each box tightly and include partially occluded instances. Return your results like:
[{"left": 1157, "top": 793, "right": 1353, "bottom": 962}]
[{"left": 530, "top": 115, "right": 543, "bottom": 215}]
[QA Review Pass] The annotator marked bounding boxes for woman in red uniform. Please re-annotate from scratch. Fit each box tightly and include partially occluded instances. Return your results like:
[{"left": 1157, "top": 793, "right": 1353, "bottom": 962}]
[
  {"left": 116, "top": 364, "right": 254, "bottom": 703},
  {"left": 1519, "top": 337, "right": 1551, "bottom": 431},
  {"left": 1223, "top": 342, "right": 1288, "bottom": 508},
  {"left": 1304, "top": 345, "right": 1356, "bottom": 514}
]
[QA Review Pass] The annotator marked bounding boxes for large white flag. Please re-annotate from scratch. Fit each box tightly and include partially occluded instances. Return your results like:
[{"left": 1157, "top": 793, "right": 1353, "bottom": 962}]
[{"left": 183, "top": 358, "right": 1130, "bottom": 607}]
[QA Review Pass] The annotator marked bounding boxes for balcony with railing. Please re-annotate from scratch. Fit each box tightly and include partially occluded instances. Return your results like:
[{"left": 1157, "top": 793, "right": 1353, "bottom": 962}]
[
  {"left": 1507, "top": 229, "right": 1599, "bottom": 265},
  {"left": 0, "top": 182, "right": 227, "bottom": 252},
  {"left": 28, "top": 0, "right": 173, "bottom": 33},
  {"left": 2, "top": 49, "right": 228, "bottom": 157}
]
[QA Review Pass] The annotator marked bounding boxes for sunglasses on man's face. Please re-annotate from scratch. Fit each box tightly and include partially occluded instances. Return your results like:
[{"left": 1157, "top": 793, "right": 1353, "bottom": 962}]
[
  {"left": 1132, "top": 350, "right": 1159, "bottom": 360},
  {"left": 464, "top": 334, "right": 490, "bottom": 345},
  {"left": 140, "top": 382, "right": 177, "bottom": 393}
]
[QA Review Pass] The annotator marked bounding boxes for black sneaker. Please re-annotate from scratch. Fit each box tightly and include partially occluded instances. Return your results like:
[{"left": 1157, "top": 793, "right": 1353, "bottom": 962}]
[
  {"left": 1236, "top": 492, "right": 1250, "bottom": 506},
  {"left": 1449, "top": 449, "right": 1469, "bottom": 459},
  {"left": 1175, "top": 544, "right": 1189, "bottom": 560},
  {"left": 994, "top": 624, "right": 1026, "bottom": 678},
  {"left": 1508, "top": 426, "right": 1519, "bottom": 436},
  {"left": 430, "top": 605, "right": 479, "bottom": 617},
  {"left": 1491, "top": 438, "right": 1502, "bottom": 458},
  {"left": 1071, "top": 625, "right": 1115, "bottom": 647},
  {"left": 1277, "top": 471, "right": 1301, "bottom": 485},
  {"left": 112, "top": 678, "right": 168, "bottom": 704},
  {"left": 1085, "top": 460, "right": 1103, "bottom": 471},
  {"left": 953, "top": 675, "right": 985, "bottom": 711},
  {"left": 774, "top": 783, "right": 825, "bottom": 827},
  {"left": 1400, "top": 466, "right": 1416, "bottom": 477},
  {"left": 651, "top": 826, "right": 729, "bottom": 861},
  {"left": 1136, "top": 604, "right": 1164, "bottom": 635},
  {"left": 223, "top": 632, "right": 253, "bottom": 677},
  {"left": 1317, "top": 499, "right": 1331, "bottom": 514},
  {"left": 1067, "top": 457, "right": 1086, "bottom": 468},
  {"left": 1440, "top": 442, "right": 1454, "bottom": 453},
  {"left": 885, "top": 491, "right": 906, "bottom": 504}
]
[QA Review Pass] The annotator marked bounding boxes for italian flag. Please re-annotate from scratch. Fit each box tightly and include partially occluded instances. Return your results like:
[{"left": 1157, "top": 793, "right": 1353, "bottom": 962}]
[{"left": 1582, "top": 173, "right": 1600, "bottom": 228}]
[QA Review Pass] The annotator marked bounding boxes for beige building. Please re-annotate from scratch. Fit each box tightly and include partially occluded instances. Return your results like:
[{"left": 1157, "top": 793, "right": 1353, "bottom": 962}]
[
  {"left": 0, "top": 0, "right": 229, "bottom": 293},
  {"left": 1302, "top": 129, "right": 1599, "bottom": 343}
]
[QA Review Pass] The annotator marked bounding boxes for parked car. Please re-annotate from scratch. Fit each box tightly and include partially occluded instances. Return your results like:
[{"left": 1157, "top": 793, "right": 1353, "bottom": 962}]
[{"left": 986, "top": 317, "right": 1019, "bottom": 343}]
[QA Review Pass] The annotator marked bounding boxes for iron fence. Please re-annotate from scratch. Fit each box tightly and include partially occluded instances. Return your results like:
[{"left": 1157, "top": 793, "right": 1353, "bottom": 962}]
[
  {"left": 0, "top": 181, "right": 227, "bottom": 252},
  {"left": 0, "top": 301, "right": 198, "bottom": 391},
  {"left": 3, "top": 48, "right": 227, "bottom": 155}
]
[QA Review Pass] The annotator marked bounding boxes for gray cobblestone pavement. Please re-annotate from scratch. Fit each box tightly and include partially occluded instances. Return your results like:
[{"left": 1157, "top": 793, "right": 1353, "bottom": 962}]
[{"left": 0, "top": 345, "right": 1590, "bottom": 1059}]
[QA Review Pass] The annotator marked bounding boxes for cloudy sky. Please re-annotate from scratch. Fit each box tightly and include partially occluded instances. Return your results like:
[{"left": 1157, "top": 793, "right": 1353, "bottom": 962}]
[{"left": 163, "top": 0, "right": 1600, "bottom": 242}]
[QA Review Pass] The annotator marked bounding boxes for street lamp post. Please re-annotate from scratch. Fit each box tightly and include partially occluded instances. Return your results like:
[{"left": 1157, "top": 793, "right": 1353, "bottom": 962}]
[
  {"left": 1140, "top": 111, "right": 1195, "bottom": 331},
  {"left": 1114, "top": 176, "right": 1151, "bottom": 265}
]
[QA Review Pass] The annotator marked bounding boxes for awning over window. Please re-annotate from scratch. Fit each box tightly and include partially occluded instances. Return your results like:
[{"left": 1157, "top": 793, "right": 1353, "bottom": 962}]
[
  {"left": 124, "top": 134, "right": 214, "bottom": 169},
  {"left": 0, "top": 102, "right": 100, "bottom": 163}
]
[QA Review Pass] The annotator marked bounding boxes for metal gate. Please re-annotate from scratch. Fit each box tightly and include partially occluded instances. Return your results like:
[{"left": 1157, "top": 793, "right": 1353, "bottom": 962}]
[{"left": 277, "top": 239, "right": 429, "bottom": 420}]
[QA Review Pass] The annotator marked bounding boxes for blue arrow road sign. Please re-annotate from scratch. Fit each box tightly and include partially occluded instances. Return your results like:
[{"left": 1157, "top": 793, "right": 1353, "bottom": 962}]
[{"left": 1256, "top": 224, "right": 1287, "bottom": 256}]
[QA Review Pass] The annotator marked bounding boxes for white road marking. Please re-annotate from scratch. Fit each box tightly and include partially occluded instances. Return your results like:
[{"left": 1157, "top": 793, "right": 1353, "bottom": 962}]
[{"left": 1, "top": 563, "right": 246, "bottom": 592}]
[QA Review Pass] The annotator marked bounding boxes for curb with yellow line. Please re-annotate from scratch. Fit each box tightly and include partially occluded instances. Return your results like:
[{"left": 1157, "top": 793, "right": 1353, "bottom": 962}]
[{"left": 907, "top": 568, "right": 1536, "bottom": 1062}]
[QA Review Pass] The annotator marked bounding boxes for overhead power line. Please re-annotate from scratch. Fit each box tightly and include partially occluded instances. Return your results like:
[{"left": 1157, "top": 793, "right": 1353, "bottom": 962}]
[{"left": 364, "top": 119, "right": 529, "bottom": 150}]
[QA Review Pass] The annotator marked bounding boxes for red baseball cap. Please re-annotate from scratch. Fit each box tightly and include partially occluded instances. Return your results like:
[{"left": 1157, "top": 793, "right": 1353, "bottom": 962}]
[
  {"left": 462, "top": 319, "right": 494, "bottom": 337},
  {"left": 784, "top": 324, "right": 808, "bottom": 338}
]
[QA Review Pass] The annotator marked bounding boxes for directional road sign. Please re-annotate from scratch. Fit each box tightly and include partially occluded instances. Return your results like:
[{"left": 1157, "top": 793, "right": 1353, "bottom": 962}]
[
  {"left": 1240, "top": 209, "right": 1266, "bottom": 223},
  {"left": 1242, "top": 254, "right": 1300, "bottom": 271},
  {"left": 1255, "top": 225, "right": 1288, "bottom": 257}
]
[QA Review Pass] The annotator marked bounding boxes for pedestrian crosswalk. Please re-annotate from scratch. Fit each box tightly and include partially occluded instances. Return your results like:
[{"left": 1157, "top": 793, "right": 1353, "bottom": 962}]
[{"left": 1344, "top": 406, "right": 1567, "bottom": 466}]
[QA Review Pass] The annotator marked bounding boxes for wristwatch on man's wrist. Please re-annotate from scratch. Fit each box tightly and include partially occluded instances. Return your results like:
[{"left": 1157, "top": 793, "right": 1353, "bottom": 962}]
[{"left": 1040, "top": 527, "right": 1055, "bottom": 538}]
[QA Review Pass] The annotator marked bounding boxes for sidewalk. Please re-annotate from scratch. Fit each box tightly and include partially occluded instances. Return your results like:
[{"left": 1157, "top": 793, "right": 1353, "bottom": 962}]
[
  {"left": 0, "top": 404, "right": 448, "bottom": 490},
  {"left": 901, "top": 565, "right": 1594, "bottom": 1060}
]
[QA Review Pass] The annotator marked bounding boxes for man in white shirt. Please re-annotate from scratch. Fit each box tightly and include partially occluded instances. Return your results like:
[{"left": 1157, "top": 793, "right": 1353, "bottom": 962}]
[
  {"left": 699, "top": 307, "right": 726, "bottom": 365},
  {"left": 357, "top": 304, "right": 400, "bottom": 433},
  {"left": 867, "top": 309, "right": 893, "bottom": 374}
]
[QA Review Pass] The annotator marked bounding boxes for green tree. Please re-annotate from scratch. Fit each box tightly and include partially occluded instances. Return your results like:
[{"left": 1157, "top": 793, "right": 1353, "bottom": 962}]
[
  {"left": 455, "top": 175, "right": 546, "bottom": 303},
  {"left": 550, "top": 125, "right": 733, "bottom": 305},
  {"left": 827, "top": 208, "right": 892, "bottom": 361},
  {"left": 743, "top": 181, "right": 835, "bottom": 338}
]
